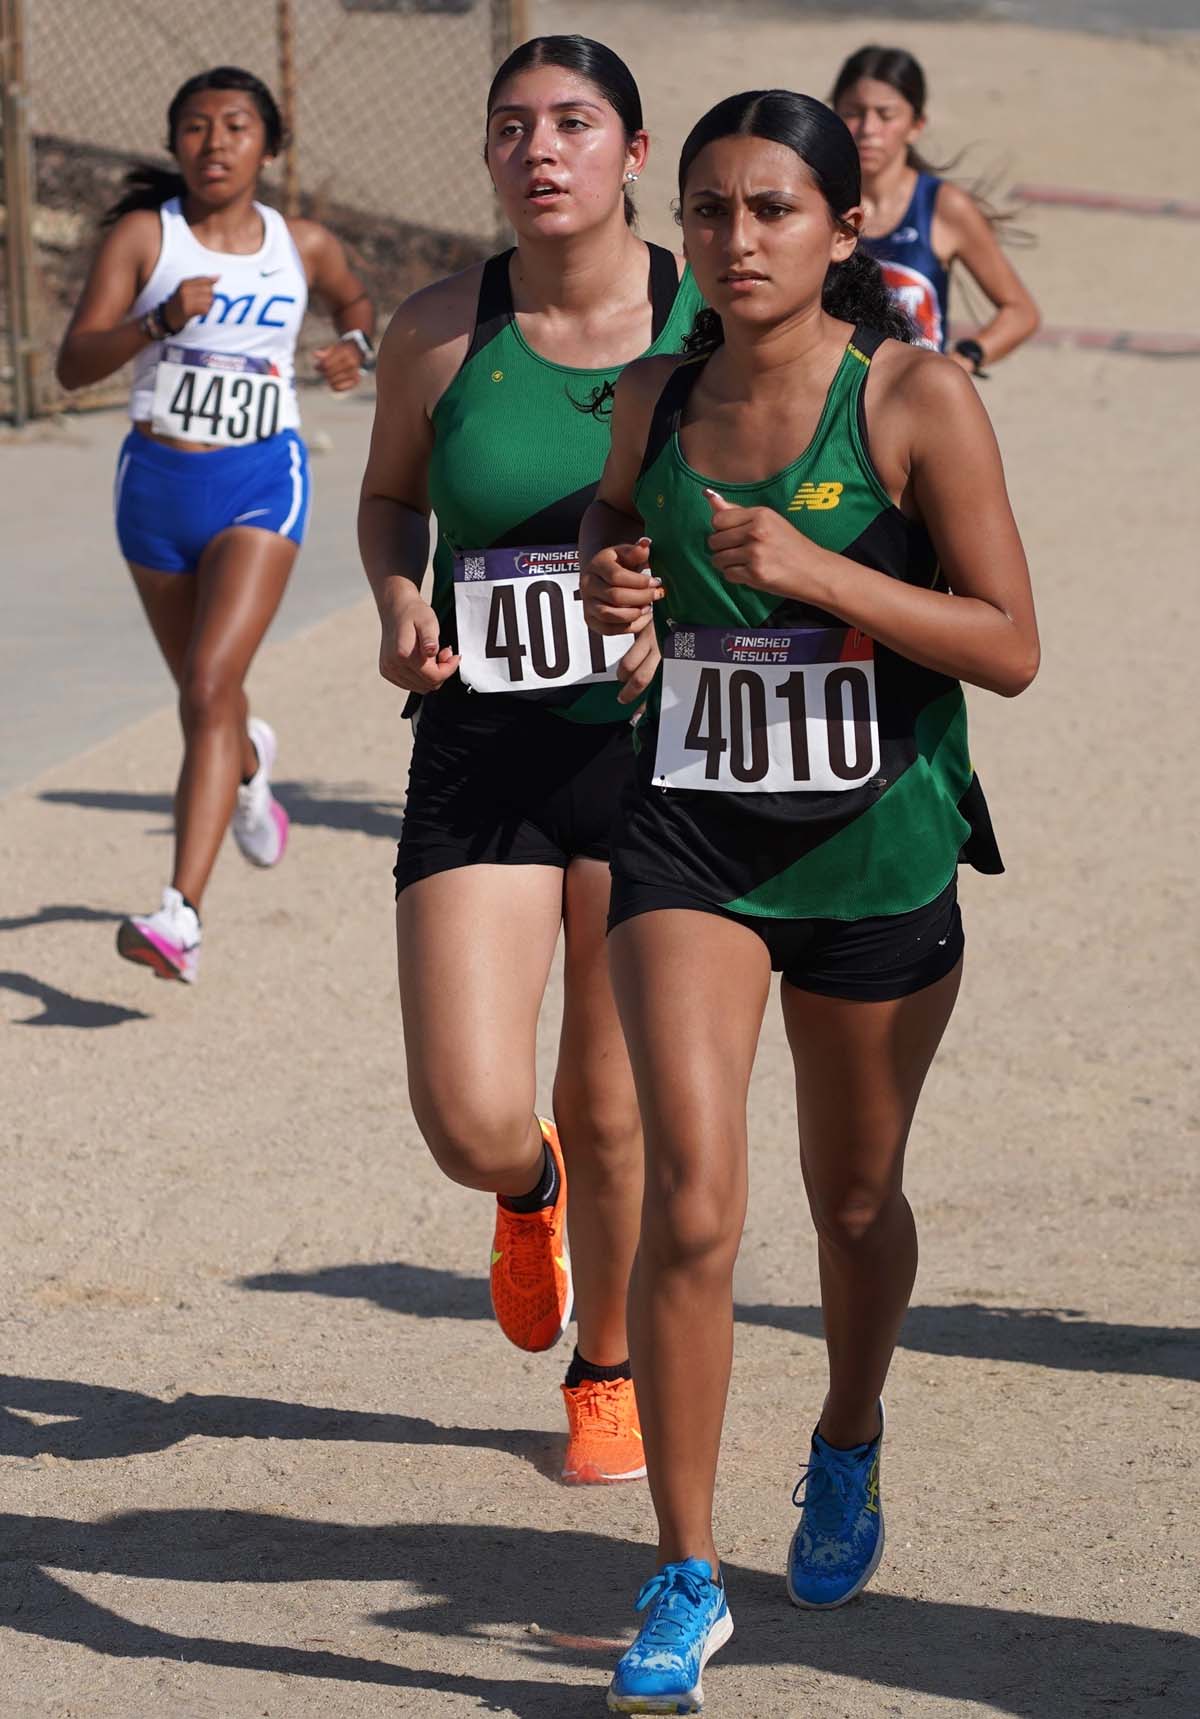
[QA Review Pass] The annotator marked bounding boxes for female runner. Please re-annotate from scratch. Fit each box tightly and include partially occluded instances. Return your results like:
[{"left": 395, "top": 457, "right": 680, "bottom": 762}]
[
  {"left": 57, "top": 66, "right": 373, "bottom": 984},
  {"left": 831, "top": 44, "right": 1039, "bottom": 370},
  {"left": 581, "top": 89, "right": 1038, "bottom": 1711},
  {"left": 358, "top": 36, "right": 702, "bottom": 1483}
]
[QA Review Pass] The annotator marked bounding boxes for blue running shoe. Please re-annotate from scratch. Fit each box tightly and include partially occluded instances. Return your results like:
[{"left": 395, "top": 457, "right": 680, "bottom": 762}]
[
  {"left": 786, "top": 1401, "right": 885, "bottom": 1609},
  {"left": 608, "top": 1557, "right": 733, "bottom": 1714}
]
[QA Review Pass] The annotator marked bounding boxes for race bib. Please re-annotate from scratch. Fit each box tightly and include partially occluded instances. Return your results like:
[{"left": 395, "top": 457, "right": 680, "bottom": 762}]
[
  {"left": 454, "top": 545, "right": 632, "bottom": 695},
  {"left": 653, "top": 626, "right": 879, "bottom": 793},
  {"left": 151, "top": 344, "right": 292, "bottom": 445}
]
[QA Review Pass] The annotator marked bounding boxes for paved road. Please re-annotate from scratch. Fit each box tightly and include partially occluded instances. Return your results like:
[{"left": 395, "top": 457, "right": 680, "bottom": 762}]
[{"left": 0, "top": 388, "right": 378, "bottom": 798}]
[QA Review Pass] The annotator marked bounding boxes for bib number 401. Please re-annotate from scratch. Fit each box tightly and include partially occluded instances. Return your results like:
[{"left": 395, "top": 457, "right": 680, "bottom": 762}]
[
  {"left": 484, "top": 579, "right": 607, "bottom": 682},
  {"left": 453, "top": 546, "right": 631, "bottom": 694}
]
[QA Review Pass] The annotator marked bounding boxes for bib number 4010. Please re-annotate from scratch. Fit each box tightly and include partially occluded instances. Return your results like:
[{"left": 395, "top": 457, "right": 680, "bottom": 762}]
[
  {"left": 685, "top": 665, "right": 875, "bottom": 784},
  {"left": 653, "top": 635, "right": 880, "bottom": 794}
]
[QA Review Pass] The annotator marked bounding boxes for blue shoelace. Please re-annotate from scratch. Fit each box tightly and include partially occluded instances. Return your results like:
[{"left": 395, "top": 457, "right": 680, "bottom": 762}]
[
  {"left": 633, "top": 1564, "right": 715, "bottom": 1650},
  {"left": 792, "top": 1446, "right": 864, "bottom": 1539}
]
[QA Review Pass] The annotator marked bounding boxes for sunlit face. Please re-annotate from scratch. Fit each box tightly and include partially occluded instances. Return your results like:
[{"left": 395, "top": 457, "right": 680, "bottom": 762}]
[
  {"left": 173, "top": 91, "right": 271, "bottom": 204},
  {"left": 681, "top": 135, "right": 861, "bottom": 330},
  {"left": 833, "top": 76, "right": 924, "bottom": 176},
  {"left": 485, "top": 64, "right": 647, "bottom": 239}
]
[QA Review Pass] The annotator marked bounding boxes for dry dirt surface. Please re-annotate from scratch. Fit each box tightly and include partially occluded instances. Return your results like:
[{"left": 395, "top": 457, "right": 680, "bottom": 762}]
[{"left": 1, "top": 6, "right": 1197, "bottom": 1717}]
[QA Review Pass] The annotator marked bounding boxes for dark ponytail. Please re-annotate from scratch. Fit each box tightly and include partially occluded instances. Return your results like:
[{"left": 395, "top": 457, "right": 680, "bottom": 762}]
[
  {"left": 822, "top": 248, "right": 915, "bottom": 341},
  {"left": 101, "top": 165, "right": 187, "bottom": 228},
  {"left": 101, "top": 66, "right": 284, "bottom": 227},
  {"left": 677, "top": 89, "right": 918, "bottom": 358},
  {"left": 486, "top": 35, "right": 644, "bottom": 226}
]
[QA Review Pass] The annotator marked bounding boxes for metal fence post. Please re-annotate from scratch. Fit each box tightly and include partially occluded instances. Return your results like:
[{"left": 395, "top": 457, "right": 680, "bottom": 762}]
[
  {"left": 1, "top": 0, "right": 36, "bottom": 425},
  {"left": 277, "top": 0, "right": 300, "bottom": 217},
  {"left": 507, "top": 0, "right": 532, "bottom": 52}
]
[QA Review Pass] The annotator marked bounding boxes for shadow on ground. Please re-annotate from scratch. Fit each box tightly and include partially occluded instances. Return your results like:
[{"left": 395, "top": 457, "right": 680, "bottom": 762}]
[
  {"left": 39, "top": 782, "right": 404, "bottom": 842},
  {"left": 0, "top": 905, "right": 124, "bottom": 934},
  {"left": 0, "top": 971, "right": 148, "bottom": 1029},
  {"left": 0, "top": 1375, "right": 554, "bottom": 1475},
  {"left": 0, "top": 1515, "right": 1192, "bottom": 1718},
  {"left": 240, "top": 1260, "right": 1200, "bottom": 1383}
]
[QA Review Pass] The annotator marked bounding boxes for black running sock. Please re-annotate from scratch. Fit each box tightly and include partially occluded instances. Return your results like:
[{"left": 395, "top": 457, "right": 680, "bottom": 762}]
[
  {"left": 241, "top": 739, "right": 261, "bottom": 786},
  {"left": 564, "top": 1347, "right": 632, "bottom": 1389},
  {"left": 498, "top": 1136, "right": 558, "bottom": 1213}
]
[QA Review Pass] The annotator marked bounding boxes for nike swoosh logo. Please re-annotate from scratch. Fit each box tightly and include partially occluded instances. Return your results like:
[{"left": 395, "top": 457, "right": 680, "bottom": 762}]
[
  {"left": 260, "top": 267, "right": 284, "bottom": 277},
  {"left": 890, "top": 226, "right": 919, "bottom": 244}
]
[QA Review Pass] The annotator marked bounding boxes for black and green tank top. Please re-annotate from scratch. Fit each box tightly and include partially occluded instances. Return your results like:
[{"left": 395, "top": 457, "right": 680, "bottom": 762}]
[
  {"left": 616, "top": 326, "right": 1001, "bottom": 920},
  {"left": 427, "top": 244, "right": 704, "bottom": 724}
]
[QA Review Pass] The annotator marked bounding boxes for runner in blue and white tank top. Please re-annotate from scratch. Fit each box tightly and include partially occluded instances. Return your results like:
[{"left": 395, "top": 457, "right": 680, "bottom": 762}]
[
  {"left": 831, "top": 45, "right": 1039, "bottom": 368},
  {"left": 57, "top": 66, "right": 374, "bottom": 985},
  {"left": 859, "top": 168, "right": 949, "bottom": 350}
]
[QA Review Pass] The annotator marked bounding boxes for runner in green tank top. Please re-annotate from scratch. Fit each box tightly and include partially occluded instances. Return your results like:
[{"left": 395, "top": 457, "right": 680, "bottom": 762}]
[
  {"left": 358, "top": 36, "right": 700, "bottom": 1489},
  {"left": 579, "top": 92, "right": 1038, "bottom": 1712}
]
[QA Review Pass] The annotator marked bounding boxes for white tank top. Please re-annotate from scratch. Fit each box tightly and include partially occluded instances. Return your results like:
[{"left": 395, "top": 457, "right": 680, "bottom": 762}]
[{"left": 129, "top": 198, "right": 308, "bottom": 431}]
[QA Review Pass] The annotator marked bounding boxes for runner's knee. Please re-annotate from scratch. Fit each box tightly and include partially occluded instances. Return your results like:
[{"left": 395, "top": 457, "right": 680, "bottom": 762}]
[
  {"left": 411, "top": 1089, "right": 539, "bottom": 1191},
  {"left": 810, "top": 1181, "right": 905, "bottom": 1255},
  {"left": 639, "top": 1164, "right": 744, "bottom": 1271},
  {"left": 179, "top": 661, "right": 245, "bottom": 731},
  {"left": 551, "top": 1074, "right": 640, "bottom": 1173}
]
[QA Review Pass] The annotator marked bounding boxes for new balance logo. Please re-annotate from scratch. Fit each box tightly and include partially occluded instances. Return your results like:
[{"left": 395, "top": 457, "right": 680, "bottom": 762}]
[{"left": 787, "top": 481, "right": 843, "bottom": 512}]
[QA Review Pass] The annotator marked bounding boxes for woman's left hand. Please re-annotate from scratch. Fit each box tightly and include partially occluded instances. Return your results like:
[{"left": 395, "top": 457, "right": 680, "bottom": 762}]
[
  {"left": 314, "top": 339, "right": 364, "bottom": 393},
  {"left": 704, "top": 488, "right": 825, "bottom": 602}
]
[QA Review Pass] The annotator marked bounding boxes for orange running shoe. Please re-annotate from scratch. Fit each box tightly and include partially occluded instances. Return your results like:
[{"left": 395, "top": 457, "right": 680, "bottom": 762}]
[
  {"left": 561, "top": 1375, "right": 646, "bottom": 1485},
  {"left": 489, "top": 1118, "right": 573, "bottom": 1352}
]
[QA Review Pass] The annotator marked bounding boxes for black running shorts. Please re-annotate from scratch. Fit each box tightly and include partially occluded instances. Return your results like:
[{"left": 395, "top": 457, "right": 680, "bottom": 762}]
[
  {"left": 394, "top": 684, "right": 635, "bottom": 896},
  {"left": 607, "top": 872, "right": 964, "bottom": 1002}
]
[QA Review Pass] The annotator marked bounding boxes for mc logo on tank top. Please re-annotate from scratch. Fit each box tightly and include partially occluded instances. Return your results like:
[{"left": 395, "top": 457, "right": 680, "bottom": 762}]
[{"left": 197, "top": 291, "right": 298, "bottom": 329}]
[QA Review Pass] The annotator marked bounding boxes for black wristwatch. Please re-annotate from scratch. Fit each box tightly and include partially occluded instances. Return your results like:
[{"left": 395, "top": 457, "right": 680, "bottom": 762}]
[{"left": 953, "top": 337, "right": 987, "bottom": 376}]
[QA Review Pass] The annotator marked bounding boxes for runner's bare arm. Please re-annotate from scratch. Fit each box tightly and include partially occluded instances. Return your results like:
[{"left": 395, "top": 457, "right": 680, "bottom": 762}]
[
  {"left": 291, "top": 220, "right": 375, "bottom": 392},
  {"left": 580, "top": 358, "right": 678, "bottom": 703},
  {"left": 704, "top": 356, "right": 1039, "bottom": 697},
  {"left": 580, "top": 357, "right": 676, "bottom": 634},
  {"left": 936, "top": 183, "right": 1040, "bottom": 366},
  {"left": 357, "top": 276, "right": 474, "bottom": 691},
  {"left": 55, "top": 211, "right": 207, "bottom": 390}
]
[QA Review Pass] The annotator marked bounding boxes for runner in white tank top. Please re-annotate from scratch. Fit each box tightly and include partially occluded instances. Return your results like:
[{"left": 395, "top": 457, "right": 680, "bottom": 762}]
[{"left": 57, "top": 67, "right": 375, "bottom": 985}]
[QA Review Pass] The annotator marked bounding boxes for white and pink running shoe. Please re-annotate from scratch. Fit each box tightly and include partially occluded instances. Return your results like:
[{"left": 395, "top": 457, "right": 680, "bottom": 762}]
[
  {"left": 232, "top": 717, "right": 289, "bottom": 868},
  {"left": 116, "top": 886, "right": 201, "bottom": 984}
]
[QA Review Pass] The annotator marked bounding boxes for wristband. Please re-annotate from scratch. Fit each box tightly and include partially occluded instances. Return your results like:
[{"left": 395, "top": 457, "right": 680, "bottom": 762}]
[
  {"left": 140, "top": 300, "right": 178, "bottom": 342},
  {"left": 338, "top": 327, "right": 376, "bottom": 371}
]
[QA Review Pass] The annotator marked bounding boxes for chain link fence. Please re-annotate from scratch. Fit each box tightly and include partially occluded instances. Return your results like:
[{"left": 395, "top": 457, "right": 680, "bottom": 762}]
[{"left": 2, "top": 0, "right": 526, "bottom": 420}]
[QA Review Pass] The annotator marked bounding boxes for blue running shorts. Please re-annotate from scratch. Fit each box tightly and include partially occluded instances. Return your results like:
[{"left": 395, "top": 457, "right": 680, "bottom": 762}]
[{"left": 114, "top": 428, "right": 311, "bottom": 574}]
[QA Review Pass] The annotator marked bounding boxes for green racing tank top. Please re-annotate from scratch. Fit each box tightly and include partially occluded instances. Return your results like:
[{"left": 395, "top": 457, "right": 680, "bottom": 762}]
[
  {"left": 427, "top": 243, "right": 704, "bottom": 724},
  {"left": 615, "top": 326, "right": 1002, "bottom": 920}
]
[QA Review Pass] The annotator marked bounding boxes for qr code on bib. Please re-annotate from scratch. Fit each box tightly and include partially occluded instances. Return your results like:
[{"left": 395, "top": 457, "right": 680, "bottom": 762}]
[
  {"left": 463, "top": 556, "right": 486, "bottom": 581},
  {"left": 673, "top": 630, "right": 696, "bottom": 659}
]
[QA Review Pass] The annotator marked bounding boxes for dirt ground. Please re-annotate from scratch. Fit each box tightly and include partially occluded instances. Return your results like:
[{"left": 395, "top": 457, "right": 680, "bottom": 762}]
[{"left": 1, "top": 6, "right": 1197, "bottom": 1717}]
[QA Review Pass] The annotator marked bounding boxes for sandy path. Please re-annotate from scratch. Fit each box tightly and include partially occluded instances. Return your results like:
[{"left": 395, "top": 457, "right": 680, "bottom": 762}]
[{"left": 2, "top": 7, "right": 1197, "bottom": 1716}]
